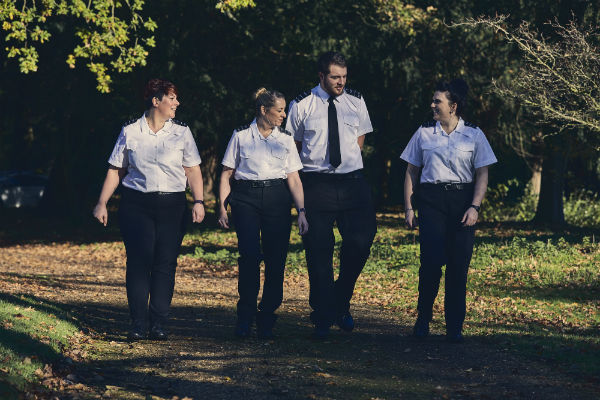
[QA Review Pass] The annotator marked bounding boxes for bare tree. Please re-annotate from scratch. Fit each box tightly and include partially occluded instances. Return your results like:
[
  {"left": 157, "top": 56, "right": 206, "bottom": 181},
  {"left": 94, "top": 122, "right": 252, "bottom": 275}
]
[{"left": 454, "top": 15, "right": 600, "bottom": 226}]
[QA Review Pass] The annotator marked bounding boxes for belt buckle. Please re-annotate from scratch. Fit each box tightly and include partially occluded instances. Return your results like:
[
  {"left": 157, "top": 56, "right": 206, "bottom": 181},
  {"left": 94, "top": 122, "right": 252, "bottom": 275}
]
[
  {"left": 442, "top": 183, "right": 452, "bottom": 191},
  {"left": 251, "top": 181, "right": 263, "bottom": 188}
]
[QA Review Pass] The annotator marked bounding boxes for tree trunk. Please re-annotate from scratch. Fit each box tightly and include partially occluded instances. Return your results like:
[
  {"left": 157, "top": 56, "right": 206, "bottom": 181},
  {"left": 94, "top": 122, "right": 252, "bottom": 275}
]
[
  {"left": 534, "top": 138, "right": 568, "bottom": 226},
  {"left": 530, "top": 159, "right": 542, "bottom": 196}
]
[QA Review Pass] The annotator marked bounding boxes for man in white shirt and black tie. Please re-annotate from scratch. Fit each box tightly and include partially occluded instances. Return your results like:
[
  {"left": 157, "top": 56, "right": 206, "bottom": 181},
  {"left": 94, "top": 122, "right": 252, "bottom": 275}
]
[{"left": 286, "top": 52, "right": 377, "bottom": 339}]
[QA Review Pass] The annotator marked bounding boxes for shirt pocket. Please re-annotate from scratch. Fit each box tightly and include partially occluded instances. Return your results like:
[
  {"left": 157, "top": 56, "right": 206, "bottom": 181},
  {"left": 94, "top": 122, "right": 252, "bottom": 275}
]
[
  {"left": 343, "top": 114, "right": 360, "bottom": 136},
  {"left": 421, "top": 138, "right": 444, "bottom": 165},
  {"left": 451, "top": 138, "right": 475, "bottom": 167},
  {"left": 452, "top": 139, "right": 475, "bottom": 152},
  {"left": 303, "top": 119, "right": 326, "bottom": 143},
  {"left": 126, "top": 138, "right": 138, "bottom": 152},
  {"left": 239, "top": 142, "right": 255, "bottom": 159},
  {"left": 164, "top": 137, "right": 185, "bottom": 151},
  {"left": 421, "top": 139, "right": 443, "bottom": 154},
  {"left": 270, "top": 142, "right": 289, "bottom": 160}
]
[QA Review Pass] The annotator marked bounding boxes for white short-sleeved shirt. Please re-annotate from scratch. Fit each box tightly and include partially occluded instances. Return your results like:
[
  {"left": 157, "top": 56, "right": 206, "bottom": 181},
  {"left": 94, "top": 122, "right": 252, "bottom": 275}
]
[
  {"left": 108, "top": 113, "right": 202, "bottom": 192},
  {"left": 221, "top": 119, "right": 303, "bottom": 181},
  {"left": 285, "top": 85, "right": 373, "bottom": 174},
  {"left": 400, "top": 118, "right": 497, "bottom": 183}
]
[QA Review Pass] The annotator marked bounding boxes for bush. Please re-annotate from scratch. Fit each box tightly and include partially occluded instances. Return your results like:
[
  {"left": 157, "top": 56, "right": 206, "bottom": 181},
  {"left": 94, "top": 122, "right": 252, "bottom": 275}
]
[
  {"left": 481, "top": 181, "right": 600, "bottom": 228},
  {"left": 480, "top": 179, "right": 536, "bottom": 222},
  {"left": 564, "top": 190, "right": 600, "bottom": 228}
]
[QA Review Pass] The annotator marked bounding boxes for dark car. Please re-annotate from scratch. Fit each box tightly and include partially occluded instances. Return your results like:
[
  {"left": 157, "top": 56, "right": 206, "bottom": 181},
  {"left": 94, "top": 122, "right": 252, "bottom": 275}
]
[{"left": 0, "top": 171, "right": 48, "bottom": 208}]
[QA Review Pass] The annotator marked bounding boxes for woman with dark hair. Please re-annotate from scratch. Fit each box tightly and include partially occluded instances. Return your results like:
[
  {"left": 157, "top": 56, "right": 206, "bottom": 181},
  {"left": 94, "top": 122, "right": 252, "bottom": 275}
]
[
  {"left": 219, "top": 88, "right": 308, "bottom": 339},
  {"left": 93, "top": 78, "right": 205, "bottom": 341},
  {"left": 400, "top": 79, "right": 497, "bottom": 343}
]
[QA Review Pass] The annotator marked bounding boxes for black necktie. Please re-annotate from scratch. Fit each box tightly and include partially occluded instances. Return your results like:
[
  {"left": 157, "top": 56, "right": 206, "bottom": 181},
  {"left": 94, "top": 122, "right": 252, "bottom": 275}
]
[{"left": 328, "top": 96, "right": 341, "bottom": 168}]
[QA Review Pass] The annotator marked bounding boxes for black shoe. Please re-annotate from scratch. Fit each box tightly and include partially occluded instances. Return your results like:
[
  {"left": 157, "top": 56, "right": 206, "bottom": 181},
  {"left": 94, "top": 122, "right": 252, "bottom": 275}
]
[
  {"left": 148, "top": 324, "right": 168, "bottom": 340},
  {"left": 446, "top": 332, "right": 464, "bottom": 344},
  {"left": 257, "top": 326, "right": 274, "bottom": 340},
  {"left": 412, "top": 318, "right": 430, "bottom": 338},
  {"left": 234, "top": 319, "right": 252, "bottom": 338},
  {"left": 256, "top": 313, "right": 276, "bottom": 340},
  {"left": 336, "top": 312, "right": 354, "bottom": 332},
  {"left": 128, "top": 324, "right": 146, "bottom": 341},
  {"left": 312, "top": 325, "right": 330, "bottom": 340}
]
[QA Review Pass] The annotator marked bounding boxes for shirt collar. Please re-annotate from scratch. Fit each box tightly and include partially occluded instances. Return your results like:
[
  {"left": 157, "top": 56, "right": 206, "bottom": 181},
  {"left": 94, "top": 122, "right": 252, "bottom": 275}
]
[
  {"left": 454, "top": 117, "right": 465, "bottom": 133},
  {"left": 315, "top": 84, "right": 339, "bottom": 104},
  {"left": 436, "top": 117, "right": 465, "bottom": 136},
  {"left": 141, "top": 112, "right": 172, "bottom": 136},
  {"left": 250, "top": 118, "right": 282, "bottom": 141}
]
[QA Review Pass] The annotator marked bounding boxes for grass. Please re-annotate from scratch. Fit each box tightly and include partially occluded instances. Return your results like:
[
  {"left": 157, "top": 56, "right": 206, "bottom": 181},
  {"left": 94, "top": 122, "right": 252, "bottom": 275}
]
[
  {"left": 183, "top": 208, "right": 600, "bottom": 377},
  {"left": 1, "top": 205, "right": 599, "bottom": 398},
  {"left": 0, "top": 293, "right": 80, "bottom": 394}
]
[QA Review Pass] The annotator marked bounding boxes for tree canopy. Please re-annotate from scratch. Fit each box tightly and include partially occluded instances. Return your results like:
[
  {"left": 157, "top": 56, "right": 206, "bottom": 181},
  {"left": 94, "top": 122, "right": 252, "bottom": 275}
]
[
  {"left": 0, "top": 0, "right": 157, "bottom": 92},
  {"left": 1, "top": 0, "right": 599, "bottom": 226}
]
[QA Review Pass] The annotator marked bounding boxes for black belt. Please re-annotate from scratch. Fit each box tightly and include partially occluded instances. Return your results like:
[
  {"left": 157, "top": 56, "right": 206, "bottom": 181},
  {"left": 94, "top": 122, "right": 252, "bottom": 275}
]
[
  {"left": 122, "top": 187, "right": 183, "bottom": 196},
  {"left": 421, "top": 182, "right": 473, "bottom": 191},
  {"left": 302, "top": 169, "right": 363, "bottom": 181},
  {"left": 233, "top": 178, "right": 286, "bottom": 188}
]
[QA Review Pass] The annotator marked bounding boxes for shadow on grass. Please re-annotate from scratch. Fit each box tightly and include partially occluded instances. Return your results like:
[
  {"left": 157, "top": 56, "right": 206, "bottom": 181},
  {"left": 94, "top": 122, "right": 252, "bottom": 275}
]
[
  {"left": 475, "top": 282, "right": 600, "bottom": 303},
  {"left": 1, "top": 288, "right": 599, "bottom": 399},
  {"left": 72, "top": 302, "right": 600, "bottom": 399}
]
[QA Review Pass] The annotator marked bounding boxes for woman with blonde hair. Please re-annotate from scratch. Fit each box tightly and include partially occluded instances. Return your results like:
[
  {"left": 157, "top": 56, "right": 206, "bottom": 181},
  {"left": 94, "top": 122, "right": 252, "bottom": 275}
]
[{"left": 219, "top": 88, "right": 308, "bottom": 339}]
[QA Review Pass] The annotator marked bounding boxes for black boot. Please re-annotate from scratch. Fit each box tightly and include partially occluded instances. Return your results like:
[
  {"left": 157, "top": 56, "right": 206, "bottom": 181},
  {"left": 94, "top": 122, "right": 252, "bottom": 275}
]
[
  {"left": 412, "top": 317, "right": 430, "bottom": 339},
  {"left": 256, "top": 312, "right": 277, "bottom": 340}
]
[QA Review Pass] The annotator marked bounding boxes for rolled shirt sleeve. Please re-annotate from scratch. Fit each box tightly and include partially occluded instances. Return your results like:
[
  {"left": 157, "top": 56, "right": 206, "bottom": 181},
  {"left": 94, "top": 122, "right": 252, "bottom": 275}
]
[
  {"left": 182, "top": 127, "right": 202, "bottom": 167},
  {"left": 358, "top": 96, "right": 373, "bottom": 136},
  {"left": 400, "top": 129, "right": 423, "bottom": 167},
  {"left": 286, "top": 100, "right": 304, "bottom": 142},
  {"left": 221, "top": 131, "right": 240, "bottom": 170},
  {"left": 108, "top": 128, "right": 128, "bottom": 168},
  {"left": 473, "top": 129, "right": 497, "bottom": 168},
  {"left": 284, "top": 135, "right": 304, "bottom": 174}
]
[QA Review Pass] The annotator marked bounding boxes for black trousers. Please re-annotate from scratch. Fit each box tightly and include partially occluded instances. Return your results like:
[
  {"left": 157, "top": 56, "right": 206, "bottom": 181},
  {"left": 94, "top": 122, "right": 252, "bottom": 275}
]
[
  {"left": 417, "top": 183, "right": 475, "bottom": 334},
  {"left": 301, "top": 171, "right": 377, "bottom": 327},
  {"left": 118, "top": 187, "right": 187, "bottom": 328},
  {"left": 229, "top": 180, "right": 292, "bottom": 323}
]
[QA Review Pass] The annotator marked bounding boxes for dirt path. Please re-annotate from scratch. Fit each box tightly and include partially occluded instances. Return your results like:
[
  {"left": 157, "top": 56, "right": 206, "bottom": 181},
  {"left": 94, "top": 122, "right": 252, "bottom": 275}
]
[{"left": 1, "top": 241, "right": 598, "bottom": 399}]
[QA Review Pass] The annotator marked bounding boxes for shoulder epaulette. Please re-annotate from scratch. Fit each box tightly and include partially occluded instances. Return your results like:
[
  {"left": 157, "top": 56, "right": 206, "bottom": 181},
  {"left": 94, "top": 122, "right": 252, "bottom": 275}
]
[
  {"left": 344, "top": 88, "right": 362, "bottom": 99},
  {"left": 294, "top": 90, "right": 312, "bottom": 103},
  {"left": 421, "top": 120, "right": 436, "bottom": 128},
  {"left": 123, "top": 118, "right": 137, "bottom": 128},
  {"left": 464, "top": 121, "right": 478, "bottom": 129},
  {"left": 172, "top": 119, "right": 187, "bottom": 127},
  {"left": 235, "top": 123, "right": 251, "bottom": 132}
]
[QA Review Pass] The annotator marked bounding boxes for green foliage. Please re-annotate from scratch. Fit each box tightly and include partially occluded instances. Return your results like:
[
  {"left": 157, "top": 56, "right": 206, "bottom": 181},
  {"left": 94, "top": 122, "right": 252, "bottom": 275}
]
[
  {"left": 564, "top": 190, "right": 600, "bottom": 228},
  {"left": 183, "top": 218, "right": 600, "bottom": 374},
  {"left": 0, "top": 0, "right": 156, "bottom": 92},
  {"left": 480, "top": 180, "right": 600, "bottom": 228},
  {"left": 480, "top": 179, "right": 537, "bottom": 222},
  {"left": 193, "top": 246, "right": 237, "bottom": 264},
  {"left": 215, "top": 0, "right": 256, "bottom": 17}
]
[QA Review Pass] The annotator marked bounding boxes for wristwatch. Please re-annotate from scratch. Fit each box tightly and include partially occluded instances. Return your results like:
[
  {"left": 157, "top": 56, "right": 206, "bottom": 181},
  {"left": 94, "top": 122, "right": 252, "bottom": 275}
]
[
  {"left": 469, "top": 204, "right": 480, "bottom": 212},
  {"left": 298, "top": 207, "right": 306, "bottom": 214}
]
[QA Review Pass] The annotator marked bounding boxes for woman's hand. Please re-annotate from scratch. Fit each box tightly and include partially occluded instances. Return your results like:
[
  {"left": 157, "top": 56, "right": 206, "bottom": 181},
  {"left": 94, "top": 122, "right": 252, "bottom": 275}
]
[
  {"left": 192, "top": 203, "right": 205, "bottom": 223},
  {"left": 93, "top": 202, "right": 108, "bottom": 226},
  {"left": 461, "top": 207, "right": 478, "bottom": 226},
  {"left": 405, "top": 209, "right": 418, "bottom": 229},
  {"left": 298, "top": 212, "right": 308, "bottom": 235},
  {"left": 218, "top": 208, "right": 230, "bottom": 229}
]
